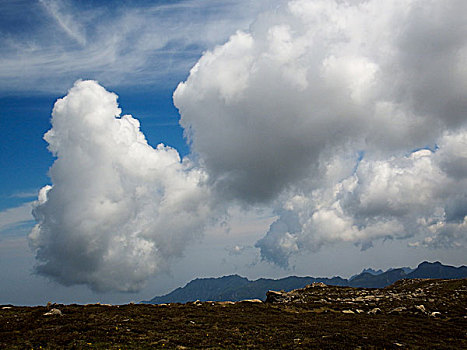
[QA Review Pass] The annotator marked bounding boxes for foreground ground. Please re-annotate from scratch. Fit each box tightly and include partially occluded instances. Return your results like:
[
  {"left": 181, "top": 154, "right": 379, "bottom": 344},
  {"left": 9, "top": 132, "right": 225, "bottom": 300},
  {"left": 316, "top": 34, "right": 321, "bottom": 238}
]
[{"left": 1, "top": 279, "right": 465, "bottom": 349}]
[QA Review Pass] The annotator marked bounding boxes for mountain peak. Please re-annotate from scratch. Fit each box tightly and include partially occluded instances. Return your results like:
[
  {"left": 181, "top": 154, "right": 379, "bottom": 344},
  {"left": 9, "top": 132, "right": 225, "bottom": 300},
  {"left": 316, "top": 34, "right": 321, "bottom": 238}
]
[
  {"left": 417, "top": 261, "right": 442, "bottom": 268},
  {"left": 143, "top": 261, "right": 467, "bottom": 304}
]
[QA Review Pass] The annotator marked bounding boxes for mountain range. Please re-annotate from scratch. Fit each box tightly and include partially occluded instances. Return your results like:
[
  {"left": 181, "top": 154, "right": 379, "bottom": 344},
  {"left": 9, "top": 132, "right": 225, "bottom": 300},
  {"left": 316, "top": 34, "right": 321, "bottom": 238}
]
[{"left": 143, "top": 261, "right": 467, "bottom": 304}]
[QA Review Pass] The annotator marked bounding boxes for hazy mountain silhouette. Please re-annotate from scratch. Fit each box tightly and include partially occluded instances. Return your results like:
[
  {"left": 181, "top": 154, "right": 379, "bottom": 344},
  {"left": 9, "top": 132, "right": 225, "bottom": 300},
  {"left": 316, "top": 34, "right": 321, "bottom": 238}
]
[{"left": 143, "top": 261, "right": 466, "bottom": 304}]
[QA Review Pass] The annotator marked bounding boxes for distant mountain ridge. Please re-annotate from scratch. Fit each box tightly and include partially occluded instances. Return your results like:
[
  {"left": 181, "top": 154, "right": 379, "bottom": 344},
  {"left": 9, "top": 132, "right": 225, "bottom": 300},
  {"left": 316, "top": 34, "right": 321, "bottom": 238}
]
[{"left": 143, "top": 261, "right": 467, "bottom": 304}]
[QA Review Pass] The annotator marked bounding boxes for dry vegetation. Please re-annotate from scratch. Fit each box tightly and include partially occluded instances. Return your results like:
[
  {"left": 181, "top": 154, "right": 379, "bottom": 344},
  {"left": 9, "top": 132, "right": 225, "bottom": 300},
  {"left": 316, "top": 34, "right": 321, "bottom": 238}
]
[{"left": 1, "top": 279, "right": 465, "bottom": 349}]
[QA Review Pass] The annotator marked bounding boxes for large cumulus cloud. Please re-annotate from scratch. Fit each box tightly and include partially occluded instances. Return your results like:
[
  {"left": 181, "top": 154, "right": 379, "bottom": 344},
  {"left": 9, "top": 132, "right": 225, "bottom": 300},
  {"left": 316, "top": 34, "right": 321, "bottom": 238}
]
[
  {"left": 174, "top": 0, "right": 467, "bottom": 266},
  {"left": 30, "top": 0, "right": 467, "bottom": 290},
  {"left": 30, "top": 80, "right": 216, "bottom": 292}
]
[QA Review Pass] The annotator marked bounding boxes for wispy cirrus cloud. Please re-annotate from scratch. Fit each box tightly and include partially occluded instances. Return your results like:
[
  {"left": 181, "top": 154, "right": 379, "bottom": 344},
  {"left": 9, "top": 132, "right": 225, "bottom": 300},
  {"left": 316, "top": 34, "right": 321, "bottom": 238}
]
[
  {"left": 0, "top": 0, "right": 281, "bottom": 94},
  {"left": 39, "top": 0, "right": 86, "bottom": 46},
  {"left": 0, "top": 202, "right": 34, "bottom": 233}
]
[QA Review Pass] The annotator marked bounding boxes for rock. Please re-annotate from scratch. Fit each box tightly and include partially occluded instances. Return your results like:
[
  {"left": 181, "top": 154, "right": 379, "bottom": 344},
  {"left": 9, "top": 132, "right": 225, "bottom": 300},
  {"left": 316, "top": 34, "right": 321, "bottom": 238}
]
[
  {"left": 2, "top": 306, "right": 12, "bottom": 310},
  {"left": 415, "top": 305, "right": 426, "bottom": 313},
  {"left": 430, "top": 311, "right": 441, "bottom": 317},
  {"left": 266, "top": 290, "right": 289, "bottom": 303},
  {"left": 310, "top": 282, "right": 327, "bottom": 288},
  {"left": 356, "top": 309, "right": 364, "bottom": 314},
  {"left": 342, "top": 310, "right": 354, "bottom": 314},
  {"left": 43, "top": 308, "right": 63, "bottom": 316},
  {"left": 368, "top": 308, "right": 382, "bottom": 315},
  {"left": 240, "top": 299, "right": 263, "bottom": 303}
]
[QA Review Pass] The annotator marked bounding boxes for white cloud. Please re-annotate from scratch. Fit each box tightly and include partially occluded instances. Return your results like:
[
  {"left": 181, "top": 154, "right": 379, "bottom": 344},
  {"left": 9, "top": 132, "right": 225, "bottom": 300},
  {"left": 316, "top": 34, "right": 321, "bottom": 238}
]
[
  {"left": 257, "top": 135, "right": 467, "bottom": 265},
  {"left": 0, "top": 0, "right": 281, "bottom": 93},
  {"left": 0, "top": 202, "right": 34, "bottom": 233},
  {"left": 39, "top": 0, "right": 86, "bottom": 46},
  {"left": 28, "top": 0, "right": 467, "bottom": 288},
  {"left": 174, "top": 0, "right": 467, "bottom": 266},
  {"left": 9, "top": 190, "right": 39, "bottom": 199},
  {"left": 29, "top": 80, "right": 218, "bottom": 292}
]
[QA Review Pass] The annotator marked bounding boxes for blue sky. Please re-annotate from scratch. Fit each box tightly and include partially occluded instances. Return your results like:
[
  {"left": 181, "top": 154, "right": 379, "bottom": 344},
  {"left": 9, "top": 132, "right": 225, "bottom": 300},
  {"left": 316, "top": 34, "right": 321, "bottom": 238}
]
[
  {"left": 1, "top": 0, "right": 466, "bottom": 305},
  {"left": 0, "top": 0, "right": 284, "bottom": 304}
]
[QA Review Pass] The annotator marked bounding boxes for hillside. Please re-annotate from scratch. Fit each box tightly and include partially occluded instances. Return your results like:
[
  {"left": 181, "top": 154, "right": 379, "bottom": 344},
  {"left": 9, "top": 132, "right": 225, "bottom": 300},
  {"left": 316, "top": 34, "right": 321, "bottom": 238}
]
[{"left": 2, "top": 278, "right": 465, "bottom": 349}]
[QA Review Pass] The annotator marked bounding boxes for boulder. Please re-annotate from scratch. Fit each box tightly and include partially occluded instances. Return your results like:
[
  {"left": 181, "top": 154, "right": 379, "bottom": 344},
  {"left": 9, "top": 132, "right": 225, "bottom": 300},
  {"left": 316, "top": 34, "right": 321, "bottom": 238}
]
[
  {"left": 368, "top": 308, "right": 382, "bottom": 315},
  {"left": 310, "top": 282, "right": 327, "bottom": 288},
  {"left": 43, "top": 308, "right": 63, "bottom": 316},
  {"left": 265, "top": 290, "right": 289, "bottom": 303},
  {"left": 415, "top": 305, "right": 426, "bottom": 313}
]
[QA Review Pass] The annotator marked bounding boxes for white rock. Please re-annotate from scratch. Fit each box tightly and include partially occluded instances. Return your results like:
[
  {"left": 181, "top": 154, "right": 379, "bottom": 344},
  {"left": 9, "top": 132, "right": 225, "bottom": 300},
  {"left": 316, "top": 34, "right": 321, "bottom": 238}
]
[
  {"left": 389, "top": 307, "right": 406, "bottom": 314},
  {"left": 310, "top": 282, "right": 327, "bottom": 288},
  {"left": 368, "top": 308, "right": 382, "bottom": 315},
  {"left": 44, "top": 308, "right": 63, "bottom": 316},
  {"left": 415, "top": 305, "right": 426, "bottom": 313}
]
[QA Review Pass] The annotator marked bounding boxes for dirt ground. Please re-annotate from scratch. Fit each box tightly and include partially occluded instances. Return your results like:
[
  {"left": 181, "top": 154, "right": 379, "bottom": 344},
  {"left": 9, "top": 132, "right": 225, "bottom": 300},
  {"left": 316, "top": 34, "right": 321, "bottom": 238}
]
[{"left": 1, "top": 279, "right": 466, "bottom": 349}]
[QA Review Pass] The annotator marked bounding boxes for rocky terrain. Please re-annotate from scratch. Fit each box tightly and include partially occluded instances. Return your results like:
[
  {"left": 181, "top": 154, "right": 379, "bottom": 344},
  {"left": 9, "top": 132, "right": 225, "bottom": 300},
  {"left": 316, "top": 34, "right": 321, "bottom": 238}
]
[
  {"left": 1, "top": 278, "right": 466, "bottom": 349},
  {"left": 266, "top": 278, "right": 466, "bottom": 318}
]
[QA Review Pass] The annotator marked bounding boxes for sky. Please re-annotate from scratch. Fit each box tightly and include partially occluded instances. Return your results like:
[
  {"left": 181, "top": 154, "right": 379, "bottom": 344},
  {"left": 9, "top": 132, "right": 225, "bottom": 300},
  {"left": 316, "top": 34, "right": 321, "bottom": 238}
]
[{"left": 0, "top": 0, "right": 466, "bottom": 305}]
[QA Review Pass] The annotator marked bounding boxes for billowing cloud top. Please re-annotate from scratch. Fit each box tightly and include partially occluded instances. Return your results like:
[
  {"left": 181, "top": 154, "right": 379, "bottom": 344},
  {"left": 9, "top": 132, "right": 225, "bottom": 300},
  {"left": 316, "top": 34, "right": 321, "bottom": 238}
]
[
  {"left": 30, "top": 0, "right": 466, "bottom": 291},
  {"left": 174, "top": 0, "right": 467, "bottom": 266},
  {"left": 30, "top": 80, "right": 215, "bottom": 292}
]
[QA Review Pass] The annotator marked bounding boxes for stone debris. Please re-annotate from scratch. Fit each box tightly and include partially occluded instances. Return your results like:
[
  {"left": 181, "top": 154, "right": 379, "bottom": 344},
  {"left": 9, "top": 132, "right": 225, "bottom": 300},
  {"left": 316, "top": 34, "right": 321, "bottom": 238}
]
[
  {"left": 310, "top": 282, "right": 327, "bottom": 288},
  {"left": 264, "top": 279, "right": 466, "bottom": 318},
  {"left": 43, "top": 308, "right": 63, "bottom": 316},
  {"left": 369, "top": 308, "right": 382, "bottom": 315}
]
